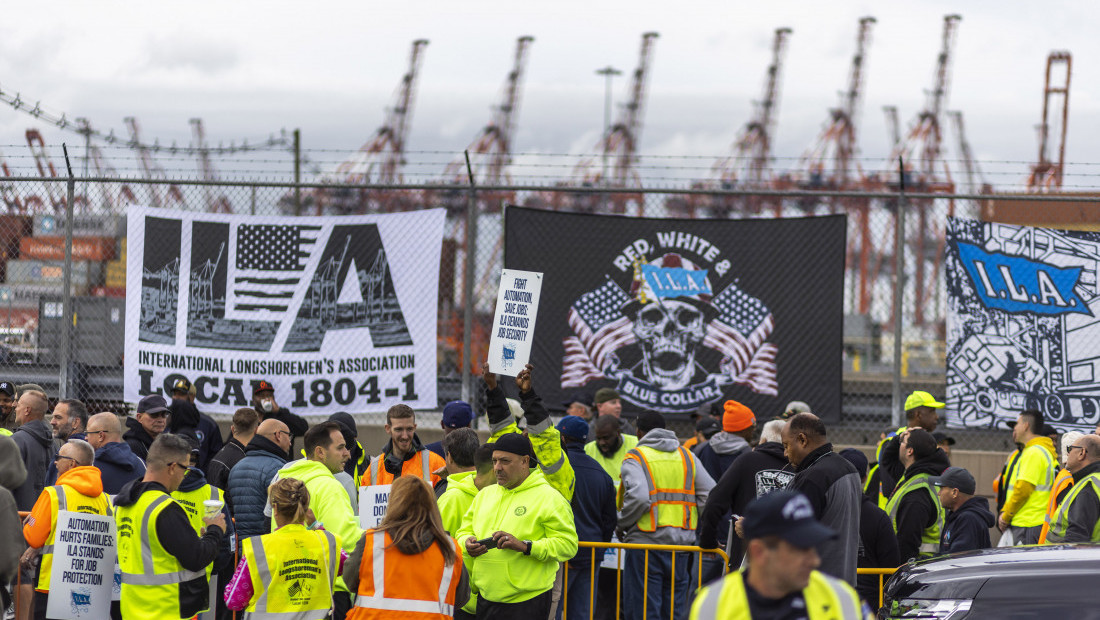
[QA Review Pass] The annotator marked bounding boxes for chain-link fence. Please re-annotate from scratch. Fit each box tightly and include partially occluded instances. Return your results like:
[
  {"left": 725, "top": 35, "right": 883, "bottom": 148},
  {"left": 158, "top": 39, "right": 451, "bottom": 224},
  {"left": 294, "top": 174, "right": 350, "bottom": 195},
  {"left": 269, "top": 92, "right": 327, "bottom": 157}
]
[{"left": 0, "top": 172, "right": 1092, "bottom": 451}]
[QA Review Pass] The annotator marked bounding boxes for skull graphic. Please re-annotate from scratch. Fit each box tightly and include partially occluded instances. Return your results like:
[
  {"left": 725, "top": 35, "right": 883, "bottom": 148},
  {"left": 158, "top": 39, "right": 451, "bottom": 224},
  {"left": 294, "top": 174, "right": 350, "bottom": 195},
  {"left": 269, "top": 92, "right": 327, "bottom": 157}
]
[{"left": 633, "top": 299, "right": 706, "bottom": 389}]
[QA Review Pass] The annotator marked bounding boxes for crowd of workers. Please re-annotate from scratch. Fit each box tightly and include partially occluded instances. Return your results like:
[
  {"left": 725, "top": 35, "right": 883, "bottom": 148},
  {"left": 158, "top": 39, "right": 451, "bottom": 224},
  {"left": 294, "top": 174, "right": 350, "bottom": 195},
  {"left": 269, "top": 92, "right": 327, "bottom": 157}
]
[{"left": 2, "top": 367, "right": 1100, "bottom": 620}]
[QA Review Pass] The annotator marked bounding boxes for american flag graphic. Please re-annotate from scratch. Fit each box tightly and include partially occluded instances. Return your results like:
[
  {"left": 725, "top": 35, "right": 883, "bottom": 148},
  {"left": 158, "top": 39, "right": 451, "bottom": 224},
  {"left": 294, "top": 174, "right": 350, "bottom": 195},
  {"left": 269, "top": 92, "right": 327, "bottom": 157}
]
[
  {"left": 561, "top": 279, "right": 634, "bottom": 387},
  {"left": 704, "top": 284, "right": 778, "bottom": 395},
  {"left": 561, "top": 278, "right": 778, "bottom": 395},
  {"left": 232, "top": 224, "right": 322, "bottom": 313}
]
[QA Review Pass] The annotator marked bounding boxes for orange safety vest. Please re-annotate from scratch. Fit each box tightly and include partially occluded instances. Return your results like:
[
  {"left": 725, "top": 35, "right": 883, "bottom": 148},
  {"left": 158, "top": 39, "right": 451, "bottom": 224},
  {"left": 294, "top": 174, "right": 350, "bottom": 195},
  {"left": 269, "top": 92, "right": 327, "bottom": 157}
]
[
  {"left": 1039, "top": 468, "right": 1075, "bottom": 544},
  {"left": 347, "top": 529, "right": 463, "bottom": 620},
  {"left": 621, "top": 445, "right": 697, "bottom": 532},
  {"left": 367, "top": 450, "right": 441, "bottom": 486}
]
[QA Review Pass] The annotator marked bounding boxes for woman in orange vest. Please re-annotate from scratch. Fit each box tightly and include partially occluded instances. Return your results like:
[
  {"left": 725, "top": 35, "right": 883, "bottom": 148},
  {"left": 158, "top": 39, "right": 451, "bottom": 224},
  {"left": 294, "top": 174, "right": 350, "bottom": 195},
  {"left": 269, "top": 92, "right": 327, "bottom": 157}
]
[{"left": 345, "top": 476, "right": 469, "bottom": 620}]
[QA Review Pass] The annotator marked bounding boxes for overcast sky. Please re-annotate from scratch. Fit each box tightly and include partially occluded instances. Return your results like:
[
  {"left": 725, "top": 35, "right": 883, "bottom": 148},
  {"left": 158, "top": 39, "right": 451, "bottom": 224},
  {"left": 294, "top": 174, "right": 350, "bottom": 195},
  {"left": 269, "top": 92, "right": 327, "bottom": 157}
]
[{"left": 0, "top": 1, "right": 1095, "bottom": 189}]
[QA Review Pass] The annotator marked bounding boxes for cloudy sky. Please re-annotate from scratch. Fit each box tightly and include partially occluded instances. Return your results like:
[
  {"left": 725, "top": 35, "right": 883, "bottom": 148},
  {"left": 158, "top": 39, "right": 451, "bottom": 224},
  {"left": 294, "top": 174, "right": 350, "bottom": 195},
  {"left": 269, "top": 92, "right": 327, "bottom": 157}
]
[{"left": 0, "top": 1, "right": 1095, "bottom": 189}]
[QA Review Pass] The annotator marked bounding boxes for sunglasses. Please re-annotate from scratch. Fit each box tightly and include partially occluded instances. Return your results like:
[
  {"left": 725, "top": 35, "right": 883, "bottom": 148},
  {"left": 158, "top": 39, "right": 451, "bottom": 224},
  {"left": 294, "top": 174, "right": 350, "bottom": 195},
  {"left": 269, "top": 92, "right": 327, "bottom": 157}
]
[
  {"left": 85, "top": 430, "right": 109, "bottom": 437},
  {"left": 54, "top": 455, "right": 76, "bottom": 464}
]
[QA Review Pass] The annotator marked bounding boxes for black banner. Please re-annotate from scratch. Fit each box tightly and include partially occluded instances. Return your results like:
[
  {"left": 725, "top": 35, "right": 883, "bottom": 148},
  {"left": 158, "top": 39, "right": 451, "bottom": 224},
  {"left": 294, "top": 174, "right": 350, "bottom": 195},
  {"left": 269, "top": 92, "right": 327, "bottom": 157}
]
[{"left": 504, "top": 208, "right": 845, "bottom": 421}]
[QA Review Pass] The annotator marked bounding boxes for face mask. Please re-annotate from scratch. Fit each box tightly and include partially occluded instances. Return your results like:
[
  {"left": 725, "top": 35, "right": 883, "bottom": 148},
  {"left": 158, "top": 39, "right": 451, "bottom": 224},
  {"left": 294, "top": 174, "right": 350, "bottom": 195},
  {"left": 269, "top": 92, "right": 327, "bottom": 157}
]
[{"left": 262, "top": 400, "right": 274, "bottom": 413}]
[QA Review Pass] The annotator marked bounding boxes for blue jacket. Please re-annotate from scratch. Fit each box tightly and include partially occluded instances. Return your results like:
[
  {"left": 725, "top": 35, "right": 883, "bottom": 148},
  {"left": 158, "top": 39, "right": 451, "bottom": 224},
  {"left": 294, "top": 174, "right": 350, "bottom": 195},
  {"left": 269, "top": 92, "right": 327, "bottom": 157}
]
[
  {"left": 696, "top": 432, "right": 751, "bottom": 482},
  {"left": 940, "top": 495, "right": 995, "bottom": 554},
  {"left": 227, "top": 435, "right": 288, "bottom": 538},
  {"left": 93, "top": 440, "right": 147, "bottom": 495},
  {"left": 564, "top": 442, "right": 616, "bottom": 568}
]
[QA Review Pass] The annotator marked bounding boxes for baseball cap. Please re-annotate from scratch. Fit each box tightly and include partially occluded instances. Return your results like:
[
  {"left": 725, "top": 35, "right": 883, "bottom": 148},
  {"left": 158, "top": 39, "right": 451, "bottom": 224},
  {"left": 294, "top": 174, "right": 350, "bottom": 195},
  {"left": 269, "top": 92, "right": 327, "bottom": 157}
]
[
  {"left": 0, "top": 381, "right": 13, "bottom": 398},
  {"left": 493, "top": 433, "right": 537, "bottom": 463},
  {"left": 742, "top": 491, "right": 837, "bottom": 548},
  {"left": 556, "top": 415, "right": 589, "bottom": 441},
  {"left": 723, "top": 400, "right": 755, "bottom": 432},
  {"left": 253, "top": 380, "right": 275, "bottom": 396},
  {"left": 171, "top": 378, "right": 192, "bottom": 394},
  {"left": 137, "top": 394, "right": 169, "bottom": 415},
  {"left": 932, "top": 466, "right": 976, "bottom": 495},
  {"left": 932, "top": 431, "right": 956, "bottom": 446},
  {"left": 442, "top": 401, "right": 474, "bottom": 428},
  {"left": 838, "top": 448, "right": 868, "bottom": 477},
  {"left": 783, "top": 401, "right": 811, "bottom": 418},
  {"left": 905, "top": 390, "right": 945, "bottom": 411},
  {"left": 695, "top": 417, "right": 721, "bottom": 438},
  {"left": 594, "top": 387, "right": 621, "bottom": 405}
]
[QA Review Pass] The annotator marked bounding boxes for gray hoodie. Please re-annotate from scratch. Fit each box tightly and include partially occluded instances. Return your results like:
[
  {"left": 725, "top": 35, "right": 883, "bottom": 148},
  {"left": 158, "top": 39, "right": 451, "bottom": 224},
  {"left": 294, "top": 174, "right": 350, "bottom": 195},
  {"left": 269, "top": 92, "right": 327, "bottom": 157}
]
[
  {"left": 11, "top": 418, "right": 52, "bottom": 511},
  {"left": 618, "top": 428, "right": 715, "bottom": 545},
  {"left": 0, "top": 434, "right": 28, "bottom": 583}
]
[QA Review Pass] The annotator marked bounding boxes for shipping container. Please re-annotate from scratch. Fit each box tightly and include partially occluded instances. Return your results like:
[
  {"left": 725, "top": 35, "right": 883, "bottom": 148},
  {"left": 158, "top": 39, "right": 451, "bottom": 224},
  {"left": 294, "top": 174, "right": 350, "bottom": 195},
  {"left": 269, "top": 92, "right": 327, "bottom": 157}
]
[
  {"left": 91, "top": 286, "right": 125, "bottom": 297},
  {"left": 33, "top": 213, "right": 126, "bottom": 238},
  {"left": 0, "top": 283, "right": 88, "bottom": 309},
  {"left": 6, "top": 259, "right": 104, "bottom": 288},
  {"left": 38, "top": 296, "right": 124, "bottom": 367},
  {"left": 20, "top": 236, "right": 117, "bottom": 262},
  {"left": 105, "top": 260, "right": 126, "bottom": 288}
]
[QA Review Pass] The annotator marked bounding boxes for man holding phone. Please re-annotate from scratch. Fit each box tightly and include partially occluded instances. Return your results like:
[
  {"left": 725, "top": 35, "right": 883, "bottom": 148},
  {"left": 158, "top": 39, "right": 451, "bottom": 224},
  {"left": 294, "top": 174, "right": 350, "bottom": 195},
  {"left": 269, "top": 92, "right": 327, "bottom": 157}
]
[{"left": 457, "top": 433, "right": 578, "bottom": 618}]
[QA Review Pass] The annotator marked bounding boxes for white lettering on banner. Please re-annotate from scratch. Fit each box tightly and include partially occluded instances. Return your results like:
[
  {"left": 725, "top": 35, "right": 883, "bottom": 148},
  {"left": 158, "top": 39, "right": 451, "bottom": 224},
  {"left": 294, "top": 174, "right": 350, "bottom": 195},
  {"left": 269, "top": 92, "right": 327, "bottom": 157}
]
[
  {"left": 359, "top": 484, "right": 392, "bottom": 528},
  {"left": 48, "top": 511, "right": 117, "bottom": 619},
  {"left": 488, "top": 269, "right": 544, "bottom": 376},
  {"left": 123, "top": 206, "right": 445, "bottom": 414}
]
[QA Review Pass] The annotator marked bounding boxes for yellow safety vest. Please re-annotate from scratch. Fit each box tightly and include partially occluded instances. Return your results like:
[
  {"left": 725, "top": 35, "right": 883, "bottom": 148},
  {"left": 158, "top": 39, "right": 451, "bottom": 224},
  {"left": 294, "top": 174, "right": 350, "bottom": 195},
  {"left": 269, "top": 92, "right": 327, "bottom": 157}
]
[
  {"left": 867, "top": 426, "right": 907, "bottom": 509},
  {"left": 885, "top": 472, "right": 945, "bottom": 559},
  {"left": 37, "top": 484, "right": 112, "bottom": 591},
  {"left": 0, "top": 427, "right": 11, "bottom": 436},
  {"left": 1005, "top": 443, "right": 1057, "bottom": 527},
  {"left": 241, "top": 524, "right": 340, "bottom": 620},
  {"left": 171, "top": 482, "right": 224, "bottom": 578},
  {"left": 1046, "top": 472, "right": 1100, "bottom": 543},
  {"left": 116, "top": 490, "right": 207, "bottom": 620},
  {"left": 622, "top": 445, "right": 697, "bottom": 532},
  {"left": 690, "top": 570, "right": 864, "bottom": 620}
]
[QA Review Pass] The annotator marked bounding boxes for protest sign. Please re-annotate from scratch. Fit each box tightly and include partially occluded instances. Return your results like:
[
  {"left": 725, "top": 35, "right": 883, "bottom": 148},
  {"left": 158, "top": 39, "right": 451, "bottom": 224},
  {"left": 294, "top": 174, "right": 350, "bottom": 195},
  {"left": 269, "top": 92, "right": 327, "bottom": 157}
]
[
  {"left": 487, "top": 269, "right": 543, "bottom": 376},
  {"left": 47, "top": 511, "right": 117, "bottom": 619},
  {"left": 359, "top": 484, "right": 392, "bottom": 528}
]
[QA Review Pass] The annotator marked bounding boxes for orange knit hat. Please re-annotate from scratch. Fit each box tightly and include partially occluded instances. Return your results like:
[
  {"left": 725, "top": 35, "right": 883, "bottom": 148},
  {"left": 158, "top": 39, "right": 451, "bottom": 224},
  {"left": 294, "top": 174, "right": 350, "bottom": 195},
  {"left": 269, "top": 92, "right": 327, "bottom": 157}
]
[{"left": 723, "top": 400, "right": 755, "bottom": 432}]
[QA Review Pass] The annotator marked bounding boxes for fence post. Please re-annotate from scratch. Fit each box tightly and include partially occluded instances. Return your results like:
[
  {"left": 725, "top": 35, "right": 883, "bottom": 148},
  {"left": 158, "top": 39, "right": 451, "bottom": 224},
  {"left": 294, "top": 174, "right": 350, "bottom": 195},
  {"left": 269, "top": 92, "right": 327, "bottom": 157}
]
[
  {"left": 461, "top": 151, "right": 478, "bottom": 403},
  {"left": 293, "top": 129, "right": 302, "bottom": 215},
  {"left": 60, "top": 145, "right": 76, "bottom": 400},
  {"left": 891, "top": 157, "right": 907, "bottom": 428}
]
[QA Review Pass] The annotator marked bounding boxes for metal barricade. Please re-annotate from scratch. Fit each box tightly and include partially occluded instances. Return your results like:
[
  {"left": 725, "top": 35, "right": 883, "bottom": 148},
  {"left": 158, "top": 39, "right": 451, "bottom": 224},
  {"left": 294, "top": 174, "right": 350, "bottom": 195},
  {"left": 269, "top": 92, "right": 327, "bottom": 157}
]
[
  {"left": 562, "top": 541, "right": 729, "bottom": 620},
  {"left": 857, "top": 567, "right": 899, "bottom": 610}
]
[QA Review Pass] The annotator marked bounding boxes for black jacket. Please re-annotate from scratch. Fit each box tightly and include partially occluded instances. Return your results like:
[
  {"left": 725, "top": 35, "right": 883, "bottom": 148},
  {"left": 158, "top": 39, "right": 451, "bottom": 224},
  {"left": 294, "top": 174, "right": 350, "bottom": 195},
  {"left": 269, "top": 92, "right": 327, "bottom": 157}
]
[
  {"left": 114, "top": 479, "right": 223, "bottom": 618},
  {"left": 857, "top": 494, "right": 901, "bottom": 607},
  {"left": 940, "top": 495, "right": 995, "bottom": 554},
  {"left": 564, "top": 442, "right": 616, "bottom": 568},
  {"left": 788, "top": 443, "right": 862, "bottom": 585},
  {"left": 205, "top": 437, "right": 247, "bottom": 491},
  {"left": 11, "top": 418, "right": 52, "bottom": 511},
  {"left": 123, "top": 417, "right": 157, "bottom": 460},
  {"left": 698, "top": 441, "right": 793, "bottom": 565},
  {"left": 893, "top": 449, "right": 951, "bottom": 562}
]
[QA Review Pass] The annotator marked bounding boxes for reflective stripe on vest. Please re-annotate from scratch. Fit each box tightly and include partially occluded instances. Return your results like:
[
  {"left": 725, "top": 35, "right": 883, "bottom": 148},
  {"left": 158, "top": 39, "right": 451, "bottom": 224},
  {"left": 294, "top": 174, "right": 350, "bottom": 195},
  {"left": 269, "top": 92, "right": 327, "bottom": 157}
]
[
  {"left": 691, "top": 570, "right": 860, "bottom": 620},
  {"left": 1047, "top": 472, "right": 1100, "bottom": 543},
  {"left": 245, "top": 526, "right": 339, "bottom": 620},
  {"left": 38, "top": 484, "right": 112, "bottom": 591},
  {"left": 625, "top": 445, "right": 696, "bottom": 532},
  {"left": 1039, "top": 469, "right": 1075, "bottom": 544},
  {"left": 1008, "top": 444, "right": 1057, "bottom": 493},
  {"left": 120, "top": 494, "right": 205, "bottom": 586},
  {"left": 352, "top": 530, "right": 460, "bottom": 618},
  {"left": 369, "top": 450, "right": 431, "bottom": 485},
  {"left": 885, "top": 472, "right": 945, "bottom": 557}
]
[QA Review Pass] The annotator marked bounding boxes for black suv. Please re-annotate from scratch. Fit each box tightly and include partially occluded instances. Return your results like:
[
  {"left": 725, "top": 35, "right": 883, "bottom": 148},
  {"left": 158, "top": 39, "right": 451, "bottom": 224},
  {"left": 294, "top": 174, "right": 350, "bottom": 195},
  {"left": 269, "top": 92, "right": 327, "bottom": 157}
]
[{"left": 879, "top": 545, "right": 1100, "bottom": 619}]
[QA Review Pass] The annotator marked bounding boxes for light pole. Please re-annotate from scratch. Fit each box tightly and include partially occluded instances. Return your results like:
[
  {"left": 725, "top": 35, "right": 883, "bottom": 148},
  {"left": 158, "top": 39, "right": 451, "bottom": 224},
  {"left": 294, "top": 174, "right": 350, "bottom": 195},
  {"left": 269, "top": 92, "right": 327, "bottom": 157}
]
[{"left": 596, "top": 66, "right": 621, "bottom": 210}]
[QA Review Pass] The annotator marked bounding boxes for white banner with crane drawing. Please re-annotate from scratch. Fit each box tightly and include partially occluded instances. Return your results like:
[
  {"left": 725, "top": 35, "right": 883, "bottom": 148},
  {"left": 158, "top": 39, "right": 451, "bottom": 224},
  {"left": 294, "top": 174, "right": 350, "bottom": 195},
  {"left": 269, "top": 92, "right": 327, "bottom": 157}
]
[
  {"left": 946, "top": 218, "right": 1100, "bottom": 433},
  {"left": 124, "top": 206, "right": 444, "bottom": 414}
]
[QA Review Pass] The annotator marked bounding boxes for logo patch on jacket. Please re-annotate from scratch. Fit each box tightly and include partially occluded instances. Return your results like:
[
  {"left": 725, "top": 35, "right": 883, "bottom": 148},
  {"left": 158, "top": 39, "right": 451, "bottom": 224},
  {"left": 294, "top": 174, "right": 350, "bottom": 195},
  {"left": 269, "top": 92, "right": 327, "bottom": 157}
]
[{"left": 515, "top": 506, "right": 527, "bottom": 516}]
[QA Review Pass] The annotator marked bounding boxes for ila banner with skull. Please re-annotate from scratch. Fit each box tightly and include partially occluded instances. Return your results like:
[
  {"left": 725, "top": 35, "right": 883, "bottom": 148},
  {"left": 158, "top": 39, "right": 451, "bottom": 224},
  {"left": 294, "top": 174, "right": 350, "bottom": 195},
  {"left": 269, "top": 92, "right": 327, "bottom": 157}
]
[{"left": 504, "top": 208, "right": 845, "bottom": 419}]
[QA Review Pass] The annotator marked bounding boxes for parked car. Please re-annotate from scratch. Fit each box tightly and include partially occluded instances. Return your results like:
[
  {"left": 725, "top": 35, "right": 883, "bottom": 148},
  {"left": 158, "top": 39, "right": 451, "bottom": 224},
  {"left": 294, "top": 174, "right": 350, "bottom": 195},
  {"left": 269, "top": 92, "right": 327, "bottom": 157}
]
[{"left": 879, "top": 544, "right": 1100, "bottom": 619}]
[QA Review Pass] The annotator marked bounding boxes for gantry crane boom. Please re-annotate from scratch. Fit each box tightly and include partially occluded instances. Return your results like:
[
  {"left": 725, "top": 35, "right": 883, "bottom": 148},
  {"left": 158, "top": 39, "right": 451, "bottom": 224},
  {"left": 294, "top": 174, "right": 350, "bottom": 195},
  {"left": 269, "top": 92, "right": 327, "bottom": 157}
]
[
  {"left": 444, "top": 36, "right": 535, "bottom": 187},
  {"left": 948, "top": 110, "right": 986, "bottom": 194},
  {"left": 333, "top": 39, "right": 429, "bottom": 185},
  {"left": 190, "top": 118, "right": 232, "bottom": 213},
  {"left": 1027, "top": 51, "right": 1072, "bottom": 191}
]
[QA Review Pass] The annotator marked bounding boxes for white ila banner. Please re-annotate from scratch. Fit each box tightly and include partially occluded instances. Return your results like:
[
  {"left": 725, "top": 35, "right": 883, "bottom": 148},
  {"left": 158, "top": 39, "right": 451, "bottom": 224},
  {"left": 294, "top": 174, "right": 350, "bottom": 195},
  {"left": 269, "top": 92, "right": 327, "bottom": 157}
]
[{"left": 125, "top": 206, "right": 445, "bottom": 414}]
